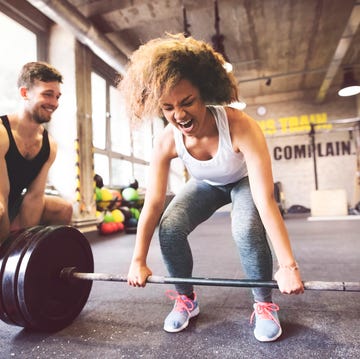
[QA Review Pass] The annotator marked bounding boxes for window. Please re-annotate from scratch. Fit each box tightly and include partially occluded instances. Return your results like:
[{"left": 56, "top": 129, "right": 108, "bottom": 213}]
[
  {"left": 94, "top": 153, "right": 109, "bottom": 185},
  {"left": 132, "top": 120, "right": 153, "bottom": 162},
  {"left": 91, "top": 72, "right": 107, "bottom": 149},
  {"left": 92, "top": 69, "right": 163, "bottom": 189},
  {"left": 111, "top": 158, "right": 132, "bottom": 187},
  {"left": 110, "top": 86, "right": 131, "bottom": 156},
  {"left": 0, "top": 12, "right": 37, "bottom": 113}
]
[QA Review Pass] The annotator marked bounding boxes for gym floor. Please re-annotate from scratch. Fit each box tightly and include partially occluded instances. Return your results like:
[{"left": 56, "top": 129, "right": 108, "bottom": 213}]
[{"left": 0, "top": 212, "right": 359, "bottom": 359}]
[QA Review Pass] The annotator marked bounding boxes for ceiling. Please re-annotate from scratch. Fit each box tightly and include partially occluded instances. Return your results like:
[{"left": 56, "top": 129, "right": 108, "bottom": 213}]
[{"left": 27, "top": 0, "right": 360, "bottom": 106}]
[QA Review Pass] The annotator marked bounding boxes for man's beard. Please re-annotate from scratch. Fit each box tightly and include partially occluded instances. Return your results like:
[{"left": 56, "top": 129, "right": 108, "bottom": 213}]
[{"left": 33, "top": 109, "right": 52, "bottom": 124}]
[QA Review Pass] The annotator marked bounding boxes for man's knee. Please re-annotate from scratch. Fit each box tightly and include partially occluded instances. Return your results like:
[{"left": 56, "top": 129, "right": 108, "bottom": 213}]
[
  {"left": 60, "top": 200, "right": 73, "bottom": 224},
  {"left": 43, "top": 196, "right": 73, "bottom": 225}
]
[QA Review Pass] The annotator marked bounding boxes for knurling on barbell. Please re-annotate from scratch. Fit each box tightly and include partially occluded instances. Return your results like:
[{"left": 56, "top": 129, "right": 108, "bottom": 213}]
[{"left": 0, "top": 225, "right": 359, "bottom": 333}]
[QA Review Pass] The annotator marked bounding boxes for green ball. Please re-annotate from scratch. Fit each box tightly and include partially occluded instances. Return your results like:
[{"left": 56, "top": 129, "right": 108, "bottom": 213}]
[
  {"left": 122, "top": 187, "right": 139, "bottom": 202},
  {"left": 103, "top": 212, "right": 115, "bottom": 223},
  {"left": 95, "top": 187, "right": 102, "bottom": 201},
  {"left": 130, "top": 207, "right": 140, "bottom": 220}
]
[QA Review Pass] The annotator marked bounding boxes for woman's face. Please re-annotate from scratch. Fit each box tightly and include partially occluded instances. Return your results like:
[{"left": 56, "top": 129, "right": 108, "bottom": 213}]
[{"left": 159, "top": 79, "right": 207, "bottom": 137}]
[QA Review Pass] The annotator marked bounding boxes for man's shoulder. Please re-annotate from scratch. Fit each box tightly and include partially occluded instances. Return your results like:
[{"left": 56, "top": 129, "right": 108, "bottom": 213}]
[
  {"left": 0, "top": 115, "right": 8, "bottom": 133},
  {"left": 0, "top": 121, "right": 10, "bottom": 153},
  {"left": 0, "top": 114, "right": 8, "bottom": 124}
]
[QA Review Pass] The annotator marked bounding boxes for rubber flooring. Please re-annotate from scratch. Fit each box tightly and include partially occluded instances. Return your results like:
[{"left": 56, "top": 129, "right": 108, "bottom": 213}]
[{"left": 0, "top": 212, "right": 359, "bottom": 358}]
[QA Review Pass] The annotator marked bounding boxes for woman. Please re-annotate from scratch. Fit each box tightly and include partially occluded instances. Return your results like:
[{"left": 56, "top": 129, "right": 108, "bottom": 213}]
[{"left": 119, "top": 33, "right": 304, "bottom": 342}]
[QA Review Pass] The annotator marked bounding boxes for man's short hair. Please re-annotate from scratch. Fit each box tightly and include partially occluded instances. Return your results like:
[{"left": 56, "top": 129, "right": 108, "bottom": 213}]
[{"left": 17, "top": 61, "right": 63, "bottom": 88}]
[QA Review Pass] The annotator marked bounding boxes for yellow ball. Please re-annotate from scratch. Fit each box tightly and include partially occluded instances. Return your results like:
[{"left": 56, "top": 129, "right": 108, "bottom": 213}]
[
  {"left": 101, "top": 188, "right": 113, "bottom": 201},
  {"left": 112, "top": 209, "right": 125, "bottom": 223},
  {"left": 98, "top": 188, "right": 113, "bottom": 209}
]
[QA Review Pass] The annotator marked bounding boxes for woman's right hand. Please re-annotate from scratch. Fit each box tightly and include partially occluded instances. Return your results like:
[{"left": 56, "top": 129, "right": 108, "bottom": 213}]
[{"left": 127, "top": 261, "right": 153, "bottom": 287}]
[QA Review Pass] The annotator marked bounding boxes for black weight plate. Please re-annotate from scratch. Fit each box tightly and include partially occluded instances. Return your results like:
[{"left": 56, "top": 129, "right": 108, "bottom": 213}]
[
  {"left": 1, "top": 226, "right": 50, "bottom": 327},
  {"left": 0, "top": 228, "right": 27, "bottom": 325},
  {"left": 17, "top": 225, "right": 94, "bottom": 332}
]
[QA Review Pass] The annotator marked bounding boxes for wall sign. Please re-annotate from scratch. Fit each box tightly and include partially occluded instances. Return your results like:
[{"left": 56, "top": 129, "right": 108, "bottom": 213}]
[
  {"left": 258, "top": 112, "right": 332, "bottom": 135},
  {"left": 258, "top": 112, "right": 354, "bottom": 161},
  {"left": 273, "top": 141, "right": 352, "bottom": 160}
]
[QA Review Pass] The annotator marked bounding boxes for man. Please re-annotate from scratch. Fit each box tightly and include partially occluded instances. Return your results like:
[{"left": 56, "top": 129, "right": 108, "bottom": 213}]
[{"left": 0, "top": 61, "right": 73, "bottom": 243}]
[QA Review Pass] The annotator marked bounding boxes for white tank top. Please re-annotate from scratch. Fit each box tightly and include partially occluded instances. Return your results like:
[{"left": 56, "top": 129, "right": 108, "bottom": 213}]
[{"left": 173, "top": 105, "right": 248, "bottom": 185}]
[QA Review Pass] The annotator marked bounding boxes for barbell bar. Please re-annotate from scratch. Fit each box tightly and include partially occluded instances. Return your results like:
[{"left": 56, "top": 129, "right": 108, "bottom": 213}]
[
  {"left": 61, "top": 267, "right": 360, "bottom": 292},
  {"left": 0, "top": 225, "right": 359, "bottom": 333}
]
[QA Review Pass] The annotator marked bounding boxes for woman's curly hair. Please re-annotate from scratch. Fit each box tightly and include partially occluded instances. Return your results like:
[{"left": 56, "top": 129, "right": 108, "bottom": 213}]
[{"left": 118, "top": 33, "right": 239, "bottom": 122}]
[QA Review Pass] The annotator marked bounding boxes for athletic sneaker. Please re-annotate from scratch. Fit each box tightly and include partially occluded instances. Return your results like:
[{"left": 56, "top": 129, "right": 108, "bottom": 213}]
[
  {"left": 250, "top": 302, "right": 282, "bottom": 342},
  {"left": 163, "top": 290, "right": 200, "bottom": 333}
]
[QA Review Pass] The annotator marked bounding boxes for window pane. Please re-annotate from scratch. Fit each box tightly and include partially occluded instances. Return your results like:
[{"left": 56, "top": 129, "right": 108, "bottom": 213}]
[
  {"left": 134, "top": 163, "right": 149, "bottom": 189},
  {"left": 153, "top": 117, "right": 165, "bottom": 139},
  {"left": 133, "top": 121, "right": 152, "bottom": 161},
  {"left": 91, "top": 72, "right": 107, "bottom": 149},
  {"left": 110, "top": 86, "right": 131, "bottom": 155},
  {"left": 111, "top": 158, "right": 132, "bottom": 187},
  {"left": 94, "top": 153, "right": 109, "bottom": 186},
  {"left": 0, "top": 13, "right": 37, "bottom": 113}
]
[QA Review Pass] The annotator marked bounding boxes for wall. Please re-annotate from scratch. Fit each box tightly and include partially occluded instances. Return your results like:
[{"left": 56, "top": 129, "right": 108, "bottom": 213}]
[{"left": 246, "top": 91, "right": 359, "bottom": 210}]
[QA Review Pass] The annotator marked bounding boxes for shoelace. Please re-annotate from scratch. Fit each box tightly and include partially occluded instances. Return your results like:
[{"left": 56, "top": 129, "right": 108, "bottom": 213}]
[
  {"left": 165, "top": 290, "right": 195, "bottom": 314},
  {"left": 250, "top": 302, "right": 281, "bottom": 328}
]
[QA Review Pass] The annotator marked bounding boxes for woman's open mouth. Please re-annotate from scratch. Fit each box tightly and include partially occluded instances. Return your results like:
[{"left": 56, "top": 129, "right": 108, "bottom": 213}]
[{"left": 179, "top": 118, "right": 193, "bottom": 128}]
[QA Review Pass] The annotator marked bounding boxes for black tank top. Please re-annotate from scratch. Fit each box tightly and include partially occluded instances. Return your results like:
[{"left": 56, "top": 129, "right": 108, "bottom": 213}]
[{"left": 1, "top": 115, "right": 50, "bottom": 207}]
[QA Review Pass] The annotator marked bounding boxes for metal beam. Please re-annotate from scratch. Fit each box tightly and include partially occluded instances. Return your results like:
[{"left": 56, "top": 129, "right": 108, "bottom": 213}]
[
  {"left": 26, "top": 0, "right": 128, "bottom": 74},
  {"left": 316, "top": 2, "right": 360, "bottom": 103}
]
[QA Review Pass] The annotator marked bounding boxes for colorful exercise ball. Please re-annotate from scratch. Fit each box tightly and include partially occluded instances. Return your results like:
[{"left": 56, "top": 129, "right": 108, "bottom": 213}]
[
  {"left": 122, "top": 187, "right": 139, "bottom": 202},
  {"left": 111, "top": 189, "right": 122, "bottom": 205},
  {"left": 130, "top": 207, "right": 140, "bottom": 220},
  {"left": 101, "top": 188, "right": 113, "bottom": 201},
  {"left": 98, "top": 187, "right": 113, "bottom": 209},
  {"left": 95, "top": 187, "right": 102, "bottom": 201},
  {"left": 99, "top": 222, "right": 124, "bottom": 235},
  {"left": 103, "top": 212, "right": 115, "bottom": 223},
  {"left": 112, "top": 209, "right": 125, "bottom": 223}
]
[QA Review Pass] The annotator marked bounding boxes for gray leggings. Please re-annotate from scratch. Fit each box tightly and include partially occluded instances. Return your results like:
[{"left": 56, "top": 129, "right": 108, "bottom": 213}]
[{"left": 159, "top": 176, "right": 273, "bottom": 302}]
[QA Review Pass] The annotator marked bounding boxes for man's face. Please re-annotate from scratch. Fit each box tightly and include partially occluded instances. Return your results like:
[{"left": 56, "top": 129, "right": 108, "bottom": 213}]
[{"left": 22, "top": 79, "right": 61, "bottom": 124}]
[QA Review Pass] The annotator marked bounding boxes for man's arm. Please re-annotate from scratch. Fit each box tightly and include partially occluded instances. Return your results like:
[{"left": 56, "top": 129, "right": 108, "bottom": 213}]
[
  {"left": 0, "top": 125, "right": 10, "bottom": 243},
  {"left": 15, "top": 136, "right": 57, "bottom": 228}
]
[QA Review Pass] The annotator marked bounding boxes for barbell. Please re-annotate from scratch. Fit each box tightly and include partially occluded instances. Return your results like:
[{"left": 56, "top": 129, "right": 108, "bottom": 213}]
[{"left": 0, "top": 225, "right": 359, "bottom": 333}]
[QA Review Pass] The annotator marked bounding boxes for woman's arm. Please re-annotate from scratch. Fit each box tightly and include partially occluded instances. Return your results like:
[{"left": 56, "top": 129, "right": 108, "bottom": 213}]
[
  {"left": 227, "top": 107, "right": 304, "bottom": 294},
  {"left": 127, "top": 125, "right": 177, "bottom": 287}
]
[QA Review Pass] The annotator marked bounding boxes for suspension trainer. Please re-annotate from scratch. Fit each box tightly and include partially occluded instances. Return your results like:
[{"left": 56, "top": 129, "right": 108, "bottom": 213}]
[{"left": 0, "top": 225, "right": 359, "bottom": 332}]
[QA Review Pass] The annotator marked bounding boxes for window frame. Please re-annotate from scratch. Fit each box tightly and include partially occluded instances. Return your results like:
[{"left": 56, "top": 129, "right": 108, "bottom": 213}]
[
  {"left": 91, "top": 56, "right": 151, "bottom": 188},
  {"left": 0, "top": 1, "right": 51, "bottom": 61}
]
